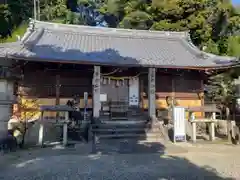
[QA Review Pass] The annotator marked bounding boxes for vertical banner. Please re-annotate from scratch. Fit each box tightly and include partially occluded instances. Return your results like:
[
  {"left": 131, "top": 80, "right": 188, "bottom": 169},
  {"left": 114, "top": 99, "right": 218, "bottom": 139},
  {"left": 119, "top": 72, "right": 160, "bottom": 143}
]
[
  {"left": 173, "top": 107, "right": 186, "bottom": 142},
  {"left": 129, "top": 77, "right": 139, "bottom": 106},
  {"left": 84, "top": 92, "right": 88, "bottom": 121}
]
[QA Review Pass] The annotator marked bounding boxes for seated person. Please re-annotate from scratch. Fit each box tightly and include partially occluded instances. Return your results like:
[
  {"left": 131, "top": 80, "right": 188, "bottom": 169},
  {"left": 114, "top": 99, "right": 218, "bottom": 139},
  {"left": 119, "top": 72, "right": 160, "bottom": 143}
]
[
  {"left": 66, "top": 100, "right": 83, "bottom": 126},
  {"left": 8, "top": 112, "right": 24, "bottom": 147}
]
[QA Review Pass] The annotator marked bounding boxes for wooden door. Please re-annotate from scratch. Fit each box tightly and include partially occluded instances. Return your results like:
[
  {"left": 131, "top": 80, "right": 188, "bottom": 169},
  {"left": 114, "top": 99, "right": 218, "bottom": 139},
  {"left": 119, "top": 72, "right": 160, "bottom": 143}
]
[{"left": 101, "top": 80, "right": 129, "bottom": 102}]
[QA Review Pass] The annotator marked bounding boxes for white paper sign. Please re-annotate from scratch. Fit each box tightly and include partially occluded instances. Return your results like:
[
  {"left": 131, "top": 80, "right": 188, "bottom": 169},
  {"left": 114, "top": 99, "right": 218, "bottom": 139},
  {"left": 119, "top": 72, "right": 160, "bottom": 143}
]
[
  {"left": 129, "top": 77, "right": 139, "bottom": 106},
  {"left": 173, "top": 107, "right": 186, "bottom": 142},
  {"left": 100, "top": 94, "right": 107, "bottom": 102}
]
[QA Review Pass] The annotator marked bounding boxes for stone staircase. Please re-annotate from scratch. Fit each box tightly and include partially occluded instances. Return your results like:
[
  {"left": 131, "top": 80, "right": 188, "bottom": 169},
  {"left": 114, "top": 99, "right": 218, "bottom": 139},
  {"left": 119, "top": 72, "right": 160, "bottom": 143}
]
[
  {"left": 90, "top": 119, "right": 167, "bottom": 152},
  {"left": 92, "top": 121, "right": 165, "bottom": 139}
]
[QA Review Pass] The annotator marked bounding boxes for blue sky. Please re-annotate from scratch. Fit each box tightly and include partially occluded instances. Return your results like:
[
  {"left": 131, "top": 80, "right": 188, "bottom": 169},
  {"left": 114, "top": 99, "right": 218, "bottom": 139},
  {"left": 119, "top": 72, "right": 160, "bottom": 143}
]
[{"left": 232, "top": 0, "right": 240, "bottom": 4}]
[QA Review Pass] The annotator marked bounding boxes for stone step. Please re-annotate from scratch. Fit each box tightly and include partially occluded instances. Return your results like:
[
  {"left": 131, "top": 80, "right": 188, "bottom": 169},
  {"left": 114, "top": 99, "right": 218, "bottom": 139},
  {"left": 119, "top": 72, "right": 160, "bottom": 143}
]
[
  {"left": 90, "top": 121, "right": 167, "bottom": 143},
  {"left": 93, "top": 139, "right": 165, "bottom": 154},
  {"left": 111, "top": 117, "right": 128, "bottom": 120},
  {"left": 91, "top": 122, "right": 160, "bottom": 129},
  {"left": 96, "top": 132, "right": 163, "bottom": 139},
  {"left": 92, "top": 128, "right": 161, "bottom": 133}
]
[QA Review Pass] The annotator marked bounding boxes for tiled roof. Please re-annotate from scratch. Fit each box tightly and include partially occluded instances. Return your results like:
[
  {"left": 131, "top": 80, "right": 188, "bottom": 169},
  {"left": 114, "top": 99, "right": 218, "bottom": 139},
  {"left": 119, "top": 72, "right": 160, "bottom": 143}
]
[{"left": 0, "top": 20, "right": 238, "bottom": 68}]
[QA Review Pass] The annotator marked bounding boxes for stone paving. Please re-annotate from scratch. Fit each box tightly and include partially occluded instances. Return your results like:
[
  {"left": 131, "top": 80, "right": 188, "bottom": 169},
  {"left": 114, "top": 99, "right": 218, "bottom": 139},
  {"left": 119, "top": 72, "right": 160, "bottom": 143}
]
[{"left": 0, "top": 141, "right": 240, "bottom": 180}]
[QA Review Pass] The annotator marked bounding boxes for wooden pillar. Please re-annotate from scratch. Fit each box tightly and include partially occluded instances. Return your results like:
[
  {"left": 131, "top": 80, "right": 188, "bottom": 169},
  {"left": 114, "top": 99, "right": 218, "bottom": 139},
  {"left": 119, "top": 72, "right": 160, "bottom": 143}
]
[
  {"left": 55, "top": 75, "right": 60, "bottom": 105},
  {"left": 92, "top": 66, "right": 101, "bottom": 119},
  {"left": 55, "top": 75, "right": 60, "bottom": 120},
  {"left": 171, "top": 76, "right": 175, "bottom": 98},
  {"left": 200, "top": 79, "right": 205, "bottom": 118},
  {"left": 140, "top": 79, "right": 144, "bottom": 111},
  {"left": 148, "top": 68, "right": 156, "bottom": 120}
]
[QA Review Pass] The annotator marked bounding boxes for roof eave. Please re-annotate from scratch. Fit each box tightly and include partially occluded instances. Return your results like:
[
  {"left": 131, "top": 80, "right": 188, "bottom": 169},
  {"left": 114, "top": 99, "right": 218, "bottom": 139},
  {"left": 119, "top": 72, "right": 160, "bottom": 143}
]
[
  {"left": 183, "top": 34, "right": 238, "bottom": 64},
  {"left": 7, "top": 54, "right": 238, "bottom": 70}
]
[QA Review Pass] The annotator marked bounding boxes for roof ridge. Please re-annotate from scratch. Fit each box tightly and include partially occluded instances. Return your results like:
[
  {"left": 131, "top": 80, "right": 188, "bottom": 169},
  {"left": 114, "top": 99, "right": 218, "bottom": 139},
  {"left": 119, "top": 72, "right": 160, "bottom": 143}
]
[
  {"left": 31, "top": 19, "right": 188, "bottom": 39},
  {"left": 41, "top": 28, "right": 184, "bottom": 41}
]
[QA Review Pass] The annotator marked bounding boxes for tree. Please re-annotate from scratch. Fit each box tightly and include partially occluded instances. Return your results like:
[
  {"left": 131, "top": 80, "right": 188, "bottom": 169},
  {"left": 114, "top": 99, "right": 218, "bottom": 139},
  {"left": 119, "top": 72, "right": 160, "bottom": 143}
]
[
  {"left": 0, "top": 4, "right": 11, "bottom": 38},
  {"left": 41, "top": 0, "right": 68, "bottom": 21},
  {"left": 119, "top": 10, "right": 152, "bottom": 30},
  {"left": 64, "top": 10, "right": 85, "bottom": 24}
]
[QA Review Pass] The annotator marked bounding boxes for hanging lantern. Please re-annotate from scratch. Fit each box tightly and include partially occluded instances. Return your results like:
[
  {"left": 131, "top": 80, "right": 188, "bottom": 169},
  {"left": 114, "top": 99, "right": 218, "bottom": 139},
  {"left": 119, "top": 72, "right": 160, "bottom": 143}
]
[
  {"left": 129, "top": 77, "right": 132, "bottom": 85},
  {"left": 112, "top": 79, "right": 115, "bottom": 88},
  {"left": 101, "top": 77, "right": 104, "bottom": 84},
  {"left": 103, "top": 78, "right": 107, "bottom": 85},
  {"left": 116, "top": 80, "right": 120, "bottom": 87},
  {"left": 122, "top": 79, "right": 125, "bottom": 86},
  {"left": 132, "top": 77, "right": 136, "bottom": 85}
]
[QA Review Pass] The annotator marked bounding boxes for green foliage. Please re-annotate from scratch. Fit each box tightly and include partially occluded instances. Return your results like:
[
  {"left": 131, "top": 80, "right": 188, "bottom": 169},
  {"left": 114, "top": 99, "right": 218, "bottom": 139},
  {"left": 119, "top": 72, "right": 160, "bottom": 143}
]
[
  {"left": 227, "top": 36, "right": 240, "bottom": 57},
  {"left": 0, "top": 4, "right": 11, "bottom": 38},
  {"left": 151, "top": 20, "right": 187, "bottom": 31},
  {"left": 98, "top": 0, "right": 240, "bottom": 49},
  {"left": 41, "top": 0, "right": 68, "bottom": 21},
  {"left": 119, "top": 10, "right": 152, "bottom": 29},
  {"left": 206, "top": 73, "right": 235, "bottom": 106},
  {"left": 0, "top": 22, "right": 28, "bottom": 43},
  {"left": 204, "top": 40, "right": 219, "bottom": 55},
  {"left": 64, "top": 11, "right": 85, "bottom": 24},
  {"left": 0, "top": 0, "right": 32, "bottom": 41}
]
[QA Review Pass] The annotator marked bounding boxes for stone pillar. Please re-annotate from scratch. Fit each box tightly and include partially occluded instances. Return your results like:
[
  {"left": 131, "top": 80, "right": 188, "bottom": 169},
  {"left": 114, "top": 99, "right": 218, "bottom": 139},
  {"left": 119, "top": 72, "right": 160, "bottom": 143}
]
[
  {"left": 148, "top": 68, "right": 156, "bottom": 121},
  {"left": 38, "top": 112, "right": 44, "bottom": 146},
  {"left": 209, "top": 122, "right": 215, "bottom": 141},
  {"left": 192, "top": 122, "right": 197, "bottom": 143},
  {"left": 0, "top": 79, "right": 15, "bottom": 137},
  {"left": 63, "top": 111, "right": 69, "bottom": 146},
  {"left": 92, "top": 66, "right": 101, "bottom": 120}
]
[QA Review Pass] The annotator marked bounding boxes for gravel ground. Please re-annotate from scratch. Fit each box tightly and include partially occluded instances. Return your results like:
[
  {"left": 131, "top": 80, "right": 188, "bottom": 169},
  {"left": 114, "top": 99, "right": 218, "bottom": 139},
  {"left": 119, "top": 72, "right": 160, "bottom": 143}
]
[{"left": 0, "top": 141, "right": 239, "bottom": 180}]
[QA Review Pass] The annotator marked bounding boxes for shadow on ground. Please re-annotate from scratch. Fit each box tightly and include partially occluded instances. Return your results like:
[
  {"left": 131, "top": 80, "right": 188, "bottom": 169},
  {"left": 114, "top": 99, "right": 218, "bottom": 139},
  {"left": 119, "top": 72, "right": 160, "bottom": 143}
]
[{"left": 0, "top": 139, "right": 236, "bottom": 180}]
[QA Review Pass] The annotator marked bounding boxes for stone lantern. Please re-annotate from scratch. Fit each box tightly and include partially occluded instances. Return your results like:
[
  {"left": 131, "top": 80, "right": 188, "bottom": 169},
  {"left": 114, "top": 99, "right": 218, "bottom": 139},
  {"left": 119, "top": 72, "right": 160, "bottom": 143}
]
[
  {"left": 0, "top": 59, "right": 17, "bottom": 137},
  {"left": 234, "top": 77, "right": 240, "bottom": 124}
]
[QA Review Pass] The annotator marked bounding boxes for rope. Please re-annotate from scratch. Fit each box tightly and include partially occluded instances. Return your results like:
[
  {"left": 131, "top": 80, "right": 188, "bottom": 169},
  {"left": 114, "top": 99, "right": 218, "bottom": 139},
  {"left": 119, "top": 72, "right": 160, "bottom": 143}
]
[
  {"left": 102, "top": 72, "right": 143, "bottom": 80},
  {"left": 101, "top": 68, "right": 120, "bottom": 76}
]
